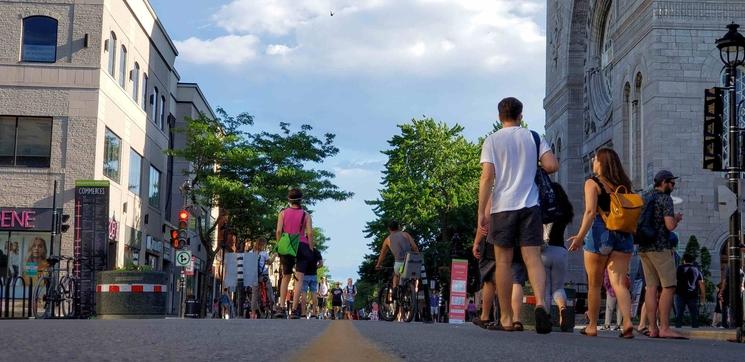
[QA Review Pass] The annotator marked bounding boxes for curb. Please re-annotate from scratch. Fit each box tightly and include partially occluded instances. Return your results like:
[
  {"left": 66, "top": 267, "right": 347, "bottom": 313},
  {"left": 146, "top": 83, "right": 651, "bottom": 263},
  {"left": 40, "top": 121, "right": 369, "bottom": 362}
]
[{"left": 677, "top": 328, "right": 737, "bottom": 341}]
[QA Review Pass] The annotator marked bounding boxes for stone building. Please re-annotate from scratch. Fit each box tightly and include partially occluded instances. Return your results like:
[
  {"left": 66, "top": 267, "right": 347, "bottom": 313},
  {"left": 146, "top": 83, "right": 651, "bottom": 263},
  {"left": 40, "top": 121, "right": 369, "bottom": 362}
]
[
  {"left": 544, "top": 0, "right": 745, "bottom": 281},
  {"left": 0, "top": 0, "right": 217, "bottom": 315}
]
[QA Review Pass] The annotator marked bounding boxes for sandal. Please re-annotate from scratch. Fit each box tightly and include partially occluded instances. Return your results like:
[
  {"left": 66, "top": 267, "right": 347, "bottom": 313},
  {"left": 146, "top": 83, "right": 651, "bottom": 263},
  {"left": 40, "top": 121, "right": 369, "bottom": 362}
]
[
  {"left": 492, "top": 323, "right": 515, "bottom": 332},
  {"left": 619, "top": 327, "right": 634, "bottom": 339},
  {"left": 472, "top": 317, "right": 489, "bottom": 329},
  {"left": 637, "top": 327, "right": 649, "bottom": 336},
  {"left": 484, "top": 322, "right": 500, "bottom": 330},
  {"left": 559, "top": 307, "right": 572, "bottom": 332},
  {"left": 579, "top": 327, "right": 597, "bottom": 337},
  {"left": 534, "top": 306, "right": 552, "bottom": 334},
  {"left": 512, "top": 321, "right": 524, "bottom": 331}
]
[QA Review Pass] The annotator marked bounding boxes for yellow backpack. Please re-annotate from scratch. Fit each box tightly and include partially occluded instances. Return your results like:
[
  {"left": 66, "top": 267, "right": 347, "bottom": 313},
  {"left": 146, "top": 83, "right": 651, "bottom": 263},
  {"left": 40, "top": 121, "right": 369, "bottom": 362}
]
[{"left": 600, "top": 185, "right": 644, "bottom": 234}]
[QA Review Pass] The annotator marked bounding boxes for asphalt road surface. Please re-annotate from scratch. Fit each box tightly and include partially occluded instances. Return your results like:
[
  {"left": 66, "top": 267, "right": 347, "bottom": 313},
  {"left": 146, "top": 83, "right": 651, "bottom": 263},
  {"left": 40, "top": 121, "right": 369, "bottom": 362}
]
[{"left": 1, "top": 319, "right": 742, "bottom": 361}]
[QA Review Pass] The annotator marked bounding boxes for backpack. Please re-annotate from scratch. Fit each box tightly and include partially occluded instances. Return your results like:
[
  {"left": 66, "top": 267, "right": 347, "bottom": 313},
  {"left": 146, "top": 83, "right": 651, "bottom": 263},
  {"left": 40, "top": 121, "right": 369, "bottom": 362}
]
[
  {"left": 598, "top": 183, "right": 643, "bottom": 234},
  {"left": 275, "top": 209, "right": 306, "bottom": 256},
  {"left": 635, "top": 192, "right": 658, "bottom": 246},
  {"left": 530, "top": 131, "right": 559, "bottom": 224}
]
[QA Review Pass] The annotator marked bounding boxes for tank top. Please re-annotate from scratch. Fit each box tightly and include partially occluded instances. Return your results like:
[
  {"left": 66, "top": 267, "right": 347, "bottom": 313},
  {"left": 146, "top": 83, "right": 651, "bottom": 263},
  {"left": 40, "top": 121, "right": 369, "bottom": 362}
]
[
  {"left": 283, "top": 207, "right": 308, "bottom": 244},
  {"left": 547, "top": 221, "right": 568, "bottom": 248},
  {"left": 388, "top": 231, "right": 411, "bottom": 262},
  {"left": 591, "top": 177, "right": 611, "bottom": 213}
]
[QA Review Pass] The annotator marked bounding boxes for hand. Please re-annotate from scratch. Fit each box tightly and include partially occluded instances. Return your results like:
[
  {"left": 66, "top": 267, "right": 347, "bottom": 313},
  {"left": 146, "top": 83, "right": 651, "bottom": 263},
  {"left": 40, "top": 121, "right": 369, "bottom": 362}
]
[
  {"left": 567, "top": 235, "right": 584, "bottom": 252},
  {"left": 478, "top": 214, "right": 489, "bottom": 235},
  {"left": 472, "top": 241, "right": 481, "bottom": 260},
  {"left": 375, "top": 264, "right": 382, "bottom": 271}
]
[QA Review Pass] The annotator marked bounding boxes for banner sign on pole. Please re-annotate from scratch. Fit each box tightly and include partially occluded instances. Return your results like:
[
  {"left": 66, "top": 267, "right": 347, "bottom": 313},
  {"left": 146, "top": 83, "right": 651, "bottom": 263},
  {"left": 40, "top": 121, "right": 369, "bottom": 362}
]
[{"left": 449, "top": 259, "right": 468, "bottom": 324}]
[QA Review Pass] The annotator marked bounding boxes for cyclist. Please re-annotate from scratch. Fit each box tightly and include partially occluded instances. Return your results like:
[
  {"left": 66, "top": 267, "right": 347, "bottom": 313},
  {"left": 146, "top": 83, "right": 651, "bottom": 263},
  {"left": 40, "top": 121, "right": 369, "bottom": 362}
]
[{"left": 374, "top": 220, "right": 420, "bottom": 288}]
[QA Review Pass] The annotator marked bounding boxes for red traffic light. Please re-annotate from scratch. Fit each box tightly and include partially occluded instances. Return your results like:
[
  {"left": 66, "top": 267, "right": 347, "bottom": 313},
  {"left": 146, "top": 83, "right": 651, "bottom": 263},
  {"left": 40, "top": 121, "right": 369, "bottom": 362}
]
[
  {"left": 178, "top": 210, "right": 189, "bottom": 221},
  {"left": 170, "top": 230, "right": 179, "bottom": 239}
]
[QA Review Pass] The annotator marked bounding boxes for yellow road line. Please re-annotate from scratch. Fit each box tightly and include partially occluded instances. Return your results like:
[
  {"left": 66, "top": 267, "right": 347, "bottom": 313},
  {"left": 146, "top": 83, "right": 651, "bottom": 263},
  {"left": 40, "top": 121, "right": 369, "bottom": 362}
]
[{"left": 291, "top": 321, "right": 399, "bottom": 362}]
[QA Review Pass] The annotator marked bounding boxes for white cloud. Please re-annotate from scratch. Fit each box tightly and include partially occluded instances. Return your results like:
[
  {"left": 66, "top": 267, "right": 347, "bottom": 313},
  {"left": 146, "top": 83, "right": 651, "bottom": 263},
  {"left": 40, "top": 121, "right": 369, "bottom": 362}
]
[
  {"left": 177, "top": 0, "right": 546, "bottom": 75},
  {"left": 175, "top": 35, "right": 259, "bottom": 65}
]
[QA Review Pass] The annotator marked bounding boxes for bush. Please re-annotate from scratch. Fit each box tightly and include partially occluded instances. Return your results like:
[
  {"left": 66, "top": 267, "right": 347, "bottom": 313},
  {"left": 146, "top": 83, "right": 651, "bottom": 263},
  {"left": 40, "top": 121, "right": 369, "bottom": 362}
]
[{"left": 114, "top": 263, "right": 154, "bottom": 272}]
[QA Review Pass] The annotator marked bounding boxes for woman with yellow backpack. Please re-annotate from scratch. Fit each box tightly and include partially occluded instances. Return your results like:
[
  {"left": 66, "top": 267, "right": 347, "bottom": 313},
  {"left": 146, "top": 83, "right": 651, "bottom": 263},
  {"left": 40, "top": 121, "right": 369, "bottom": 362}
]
[{"left": 568, "top": 148, "right": 643, "bottom": 339}]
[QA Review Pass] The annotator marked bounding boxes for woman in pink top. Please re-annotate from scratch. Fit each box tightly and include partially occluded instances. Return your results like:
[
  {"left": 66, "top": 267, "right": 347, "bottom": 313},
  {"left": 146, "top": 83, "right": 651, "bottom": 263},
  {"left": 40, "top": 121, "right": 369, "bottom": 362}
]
[{"left": 275, "top": 188, "right": 314, "bottom": 318}]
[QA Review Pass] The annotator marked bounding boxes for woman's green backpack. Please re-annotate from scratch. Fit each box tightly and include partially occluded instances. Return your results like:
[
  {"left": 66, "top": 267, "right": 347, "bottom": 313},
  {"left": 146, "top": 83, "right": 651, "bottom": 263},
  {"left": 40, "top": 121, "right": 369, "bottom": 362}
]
[{"left": 276, "top": 210, "right": 306, "bottom": 256}]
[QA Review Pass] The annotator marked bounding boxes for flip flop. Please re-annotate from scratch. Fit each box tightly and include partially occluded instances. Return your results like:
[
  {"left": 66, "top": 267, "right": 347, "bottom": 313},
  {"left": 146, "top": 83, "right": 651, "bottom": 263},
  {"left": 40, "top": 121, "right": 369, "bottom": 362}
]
[
  {"left": 491, "top": 323, "right": 515, "bottom": 332},
  {"left": 512, "top": 321, "right": 525, "bottom": 331},
  {"left": 636, "top": 327, "right": 649, "bottom": 336},
  {"left": 534, "top": 307, "right": 553, "bottom": 334},
  {"left": 485, "top": 322, "right": 500, "bottom": 330},
  {"left": 472, "top": 317, "right": 489, "bottom": 329},
  {"left": 559, "top": 307, "right": 572, "bottom": 332},
  {"left": 618, "top": 327, "right": 634, "bottom": 339},
  {"left": 579, "top": 327, "right": 597, "bottom": 337}
]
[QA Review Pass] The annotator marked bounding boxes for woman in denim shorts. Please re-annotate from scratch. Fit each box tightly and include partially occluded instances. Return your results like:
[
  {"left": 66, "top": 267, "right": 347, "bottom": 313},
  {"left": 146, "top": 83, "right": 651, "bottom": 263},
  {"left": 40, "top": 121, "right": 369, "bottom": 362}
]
[{"left": 568, "top": 148, "right": 635, "bottom": 338}]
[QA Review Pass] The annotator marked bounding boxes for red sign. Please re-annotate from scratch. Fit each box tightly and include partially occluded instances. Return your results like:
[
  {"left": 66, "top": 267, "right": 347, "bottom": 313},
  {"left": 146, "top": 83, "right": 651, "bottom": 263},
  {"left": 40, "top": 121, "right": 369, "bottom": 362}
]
[
  {"left": 448, "top": 259, "right": 468, "bottom": 324},
  {"left": 0, "top": 207, "right": 56, "bottom": 231}
]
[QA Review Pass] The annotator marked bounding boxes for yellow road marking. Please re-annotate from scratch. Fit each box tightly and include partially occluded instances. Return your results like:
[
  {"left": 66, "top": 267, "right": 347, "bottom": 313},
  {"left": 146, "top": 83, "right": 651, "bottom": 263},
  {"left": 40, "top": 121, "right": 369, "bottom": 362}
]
[{"left": 291, "top": 321, "right": 399, "bottom": 361}]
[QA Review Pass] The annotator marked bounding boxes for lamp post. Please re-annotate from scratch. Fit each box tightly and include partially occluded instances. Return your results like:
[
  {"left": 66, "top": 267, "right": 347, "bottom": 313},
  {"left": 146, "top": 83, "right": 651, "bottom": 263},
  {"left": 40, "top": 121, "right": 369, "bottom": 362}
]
[{"left": 716, "top": 22, "right": 745, "bottom": 341}]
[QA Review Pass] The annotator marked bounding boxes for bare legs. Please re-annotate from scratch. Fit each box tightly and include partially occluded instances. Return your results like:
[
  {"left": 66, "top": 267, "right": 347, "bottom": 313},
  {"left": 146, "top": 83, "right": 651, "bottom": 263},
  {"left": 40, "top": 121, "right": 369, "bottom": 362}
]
[
  {"left": 292, "top": 271, "right": 305, "bottom": 312},
  {"left": 607, "top": 252, "right": 633, "bottom": 332},
  {"left": 279, "top": 274, "right": 292, "bottom": 311},
  {"left": 584, "top": 251, "right": 609, "bottom": 334},
  {"left": 512, "top": 284, "right": 524, "bottom": 322},
  {"left": 480, "top": 282, "right": 495, "bottom": 321},
  {"left": 494, "top": 246, "right": 514, "bottom": 328},
  {"left": 646, "top": 286, "right": 682, "bottom": 338}
]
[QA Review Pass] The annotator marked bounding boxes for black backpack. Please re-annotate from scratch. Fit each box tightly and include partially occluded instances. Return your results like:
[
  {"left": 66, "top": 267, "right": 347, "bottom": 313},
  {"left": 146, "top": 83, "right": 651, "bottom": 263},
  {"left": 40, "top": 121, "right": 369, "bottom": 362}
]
[
  {"left": 530, "top": 131, "right": 558, "bottom": 224},
  {"left": 635, "top": 192, "right": 658, "bottom": 246}
]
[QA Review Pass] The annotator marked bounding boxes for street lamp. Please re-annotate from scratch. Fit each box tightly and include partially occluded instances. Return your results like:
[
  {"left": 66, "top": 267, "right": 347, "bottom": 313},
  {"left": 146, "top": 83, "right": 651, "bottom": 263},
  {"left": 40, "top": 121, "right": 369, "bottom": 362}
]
[{"left": 716, "top": 22, "right": 745, "bottom": 342}]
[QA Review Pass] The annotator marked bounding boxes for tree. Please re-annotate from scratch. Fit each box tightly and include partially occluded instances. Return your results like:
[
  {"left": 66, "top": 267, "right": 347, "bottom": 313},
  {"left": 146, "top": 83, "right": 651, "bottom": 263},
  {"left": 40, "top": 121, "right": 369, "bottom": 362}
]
[
  {"left": 684, "top": 235, "right": 701, "bottom": 261},
  {"left": 168, "top": 108, "right": 352, "bottom": 312},
  {"left": 700, "top": 246, "right": 715, "bottom": 302}
]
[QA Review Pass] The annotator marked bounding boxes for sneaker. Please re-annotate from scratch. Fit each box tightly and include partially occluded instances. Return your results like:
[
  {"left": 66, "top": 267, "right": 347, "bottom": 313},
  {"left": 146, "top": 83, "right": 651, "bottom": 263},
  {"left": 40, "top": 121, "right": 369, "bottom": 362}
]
[{"left": 290, "top": 309, "right": 302, "bottom": 319}]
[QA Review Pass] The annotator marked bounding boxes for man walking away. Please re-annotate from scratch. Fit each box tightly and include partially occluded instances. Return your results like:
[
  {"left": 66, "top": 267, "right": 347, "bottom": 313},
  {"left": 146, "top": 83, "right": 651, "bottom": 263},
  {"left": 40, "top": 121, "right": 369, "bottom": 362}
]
[
  {"left": 318, "top": 277, "right": 329, "bottom": 319},
  {"left": 478, "top": 97, "right": 559, "bottom": 333},
  {"left": 331, "top": 282, "right": 344, "bottom": 320},
  {"left": 301, "top": 248, "right": 323, "bottom": 318},
  {"left": 344, "top": 278, "right": 357, "bottom": 320},
  {"left": 675, "top": 253, "right": 705, "bottom": 328},
  {"left": 638, "top": 170, "right": 686, "bottom": 339}
]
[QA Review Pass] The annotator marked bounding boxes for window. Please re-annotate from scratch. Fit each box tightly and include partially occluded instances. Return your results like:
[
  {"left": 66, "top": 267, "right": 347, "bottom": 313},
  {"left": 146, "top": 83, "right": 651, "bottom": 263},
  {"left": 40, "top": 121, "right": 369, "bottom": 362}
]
[
  {"left": 160, "top": 95, "right": 166, "bottom": 129},
  {"left": 132, "top": 63, "right": 140, "bottom": 102},
  {"left": 0, "top": 116, "right": 52, "bottom": 167},
  {"left": 141, "top": 73, "right": 148, "bottom": 110},
  {"left": 22, "top": 16, "right": 58, "bottom": 62},
  {"left": 103, "top": 128, "right": 121, "bottom": 182},
  {"left": 107, "top": 32, "right": 117, "bottom": 76},
  {"left": 148, "top": 165, "right": 161, "bottom": 208},
  {"left": 151, "top": 87, "right": 158, "bottom": 121},
  {"left": 119, "top": 45, "right": 127, "bottom": 88},
  {"left": 128, "top": 149, "right": 142, "bottom": 195}
]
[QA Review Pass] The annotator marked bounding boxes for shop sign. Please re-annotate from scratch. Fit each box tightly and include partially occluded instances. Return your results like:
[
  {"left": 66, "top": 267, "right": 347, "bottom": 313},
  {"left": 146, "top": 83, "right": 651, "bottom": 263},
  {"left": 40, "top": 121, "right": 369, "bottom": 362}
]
[
  {"left": 0, "top": 207, "right": 56, "bottom": 231},
  {"left": 448, "top": 259, "right": 468, "bottom": 324}
]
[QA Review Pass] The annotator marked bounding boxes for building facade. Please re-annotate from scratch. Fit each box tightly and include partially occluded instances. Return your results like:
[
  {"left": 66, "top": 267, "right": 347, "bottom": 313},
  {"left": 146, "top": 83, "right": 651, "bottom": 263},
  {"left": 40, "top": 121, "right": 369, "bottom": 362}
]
[
  {"left": 545, "top": 0, "right": 745, "bottom": 281},
  {"left": 0, "top": 0, "right": 216, "bottom": 315}
]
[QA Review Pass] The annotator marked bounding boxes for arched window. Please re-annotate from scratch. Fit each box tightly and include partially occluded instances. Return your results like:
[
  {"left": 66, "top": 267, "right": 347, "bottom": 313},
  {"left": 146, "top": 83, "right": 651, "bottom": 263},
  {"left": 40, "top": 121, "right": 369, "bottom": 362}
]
[
  {"left": 108, "top": 32, "right": 117, "bottom": 76},
  {"left": 132, "top": 62, "right": 140, "bottom": 102},
  {"left": 152, "top": 87, "right": 159, "bottom": 121},
  {"left": 141, "top": 73, "right": 148, "bottom": 110},
  {"left": 119, "top": 45, "right": 127, "bottom": 87},
  {"left": 160, "top": 95, "right": 166, "bottom": 129},
  {"left": 22, "top": 16, "right": 58, "bottom": 62},
  {"left": 633, "top": 73, "right": 644, "bottom": 186}
]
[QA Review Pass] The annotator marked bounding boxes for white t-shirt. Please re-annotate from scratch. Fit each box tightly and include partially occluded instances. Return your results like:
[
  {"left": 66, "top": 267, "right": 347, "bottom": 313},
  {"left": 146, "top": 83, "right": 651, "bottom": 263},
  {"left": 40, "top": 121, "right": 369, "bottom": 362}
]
[{"left": 480, "top": 126, "right": 551, "bottom": 214}]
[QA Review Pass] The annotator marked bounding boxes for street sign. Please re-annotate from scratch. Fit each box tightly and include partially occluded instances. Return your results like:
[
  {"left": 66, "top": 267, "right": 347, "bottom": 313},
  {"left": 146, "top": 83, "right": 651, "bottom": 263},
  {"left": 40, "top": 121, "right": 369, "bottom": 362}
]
[
  {"left": 718, "top": 185, "right": 738, "bottom": 219},
  {"left": 185, "top": 256, "right": 195, "bottom": 276},
  {"left": 176, "top": 250, "right": 191, "bottom": 267}
]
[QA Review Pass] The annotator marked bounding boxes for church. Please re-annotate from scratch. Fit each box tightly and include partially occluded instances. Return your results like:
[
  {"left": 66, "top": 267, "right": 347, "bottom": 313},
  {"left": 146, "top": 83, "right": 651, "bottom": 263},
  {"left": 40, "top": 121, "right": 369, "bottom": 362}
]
[{"left": 544, "top": 0, "right": 745, "bottom": 280}]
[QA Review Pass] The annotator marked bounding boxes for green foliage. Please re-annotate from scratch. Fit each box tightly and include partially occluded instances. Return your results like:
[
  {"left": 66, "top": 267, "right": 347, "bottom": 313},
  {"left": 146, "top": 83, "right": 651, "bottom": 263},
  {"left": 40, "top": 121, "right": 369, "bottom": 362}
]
[
  {"left": 700, "top": 246, "right": 715, "bottom": 302},
  {"left": 115, "top": 263, "right": 153, "bottom": 272},
  {"left": 684, "top": 235, "right": 700, "bottom": 261}
]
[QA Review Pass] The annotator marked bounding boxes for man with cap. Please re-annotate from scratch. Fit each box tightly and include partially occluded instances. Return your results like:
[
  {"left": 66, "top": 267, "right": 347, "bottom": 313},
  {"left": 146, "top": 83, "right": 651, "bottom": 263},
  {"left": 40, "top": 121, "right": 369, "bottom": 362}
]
[{"left": 638, "top": 170, "right": 686, "bottom": 339}]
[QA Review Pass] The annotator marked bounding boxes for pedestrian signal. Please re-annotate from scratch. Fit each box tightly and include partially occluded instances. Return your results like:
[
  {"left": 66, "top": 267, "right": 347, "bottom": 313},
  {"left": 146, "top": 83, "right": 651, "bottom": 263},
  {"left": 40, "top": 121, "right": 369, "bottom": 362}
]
[
  {"left": 703, "top": 87, "right": 724, "bottom": 172},
  {"left": 171, "top": 229, "right": 180, "bottom": 249},
  {"left": 57, "top": 213, "right": 71, "bottom": 233}
]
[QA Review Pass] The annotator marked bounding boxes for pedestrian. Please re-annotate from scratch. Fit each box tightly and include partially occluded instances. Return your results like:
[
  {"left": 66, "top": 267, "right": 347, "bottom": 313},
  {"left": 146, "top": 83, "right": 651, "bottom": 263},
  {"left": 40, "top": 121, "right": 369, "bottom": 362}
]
[
  {"left": 211, "top": 298, "right": 219, "bottom": 319},
  {"left": 219, "top": 288, "right": 231, "bottom": 319},
  {"left": 467, "top": 299, "right": 477, "bottom": 322},
  {"left": 568, "top": 148, "right": 635, "bottom": 338},
  {"left": 712, "top": 281, "right": 723, "bottom": 327},
  {"left": 541, "top": 182, "right": 574, "bottom": 332},
  {"left": 429, "top": 290, "right": 439, "bottom": 323},
  {"left": 250, "top": 238, "right": 274, "bottom": 318},
  {"left": 318, "top": 277, "right": 330, "bottom": 320},
  {"left": 477, "top": 97, "right": 559, "bottom": 333},
  {"left": 343, "top": 278, "right": 357, "bottom": 320},
  {"left": 675, "top": 253, "right": 706, "bottom": 328},
  {"left": 300, "top": 248, "right": 323, "bottom": 318},
  {"left": 636, "top": 170, "right": 686, "bottom": 339},
  {"left": 371, "top": 302, "right": 380, "bottom": 321},
  {"left": 275, "top": 188, "right": 314, "bottom": 319},
  {"left": 331, "top": 282, "right": 343, "bottom": 320},
  {"left": 602, "top": 269, "right": 622, "bottom": 331}
]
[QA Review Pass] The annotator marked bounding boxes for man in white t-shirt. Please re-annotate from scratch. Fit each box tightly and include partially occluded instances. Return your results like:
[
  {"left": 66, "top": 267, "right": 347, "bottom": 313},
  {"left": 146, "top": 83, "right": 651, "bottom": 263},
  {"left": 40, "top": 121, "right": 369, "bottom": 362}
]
[{"left": 478, "top": 97, "right": 559, "bottom": 334}]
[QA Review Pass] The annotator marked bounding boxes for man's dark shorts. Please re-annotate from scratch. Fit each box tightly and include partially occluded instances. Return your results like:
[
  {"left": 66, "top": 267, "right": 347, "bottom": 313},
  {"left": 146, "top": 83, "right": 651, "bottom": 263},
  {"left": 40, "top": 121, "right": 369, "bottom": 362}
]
[
  {"left": 280, "top": 254, "right": 295, "bottom": 275},
  {"left": 487, "top": 206, "right": 543, "bottom": 248},
  {"left": 294, "top": 242, "right": 314, "bottom": 274}
]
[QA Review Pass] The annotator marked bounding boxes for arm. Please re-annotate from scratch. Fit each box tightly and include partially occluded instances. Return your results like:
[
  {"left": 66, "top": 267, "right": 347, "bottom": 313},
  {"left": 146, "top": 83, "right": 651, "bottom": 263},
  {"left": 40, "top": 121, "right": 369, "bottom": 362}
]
[
  {"left": 540, "top": 151, "right": 559, "bottom": 174},
  {"left": 568, "top": 180, "right": 599, "bottom": 251},
  {"left": 660, "top": 195, "right": 679, "bottom": 231},
  {"left": 375, "top": 238, "right": 390, "bottom": 268},
  {"left": 305, "top": 213, "right": 314, "bottom": 249},
  {"left": 275, "top": 210, "right": 284, "bottom": 241},
  {"left": 405, "top": 232, "right": 419, "bottom": 253},
  {"left": 478, "top": 163, "right": 495, "bottom": 233},
  {"left": 664, "top": 215, "right": 681, "bottom": 231}
]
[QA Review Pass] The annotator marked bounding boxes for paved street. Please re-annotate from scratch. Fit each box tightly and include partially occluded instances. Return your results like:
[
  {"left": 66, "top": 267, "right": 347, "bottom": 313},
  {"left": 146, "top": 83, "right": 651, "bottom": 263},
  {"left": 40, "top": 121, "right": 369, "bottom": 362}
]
[{"left": 2, "top": 319, "right": 742, "bottom": 361}]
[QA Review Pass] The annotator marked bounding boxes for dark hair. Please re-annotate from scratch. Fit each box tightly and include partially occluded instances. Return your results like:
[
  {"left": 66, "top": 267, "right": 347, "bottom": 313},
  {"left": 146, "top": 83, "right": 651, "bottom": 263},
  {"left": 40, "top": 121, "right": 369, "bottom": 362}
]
[
  {"left": 551, "top": 182, "right": 574, "bottom": 223},
  {"left": 288, "top": 188, "right": 303, "bottom": 206},
  {"left": 595, "top": 148, "right": 633, "bottom": 192},
  {"left": 387, "top": 220, "right": 400, "bottom": 231},
  {"left": 498, "top": 97, "right": 523, "bottom": 122},
  {"left": 683, "top": 253, "right": 695, "bottom": 263}
]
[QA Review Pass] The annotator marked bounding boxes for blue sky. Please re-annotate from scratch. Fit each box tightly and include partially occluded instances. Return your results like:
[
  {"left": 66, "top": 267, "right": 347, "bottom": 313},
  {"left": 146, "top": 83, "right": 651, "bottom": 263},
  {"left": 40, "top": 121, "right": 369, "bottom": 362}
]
[{"left": 150, "top": 0, "right": 548, "bottom": 281}]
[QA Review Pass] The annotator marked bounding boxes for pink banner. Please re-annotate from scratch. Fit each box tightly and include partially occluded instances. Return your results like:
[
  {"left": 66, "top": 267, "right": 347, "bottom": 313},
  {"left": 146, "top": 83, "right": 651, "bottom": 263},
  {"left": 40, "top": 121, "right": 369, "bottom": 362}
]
[{"left": 449, "top": 259, "right": 468, "bottom": 324}]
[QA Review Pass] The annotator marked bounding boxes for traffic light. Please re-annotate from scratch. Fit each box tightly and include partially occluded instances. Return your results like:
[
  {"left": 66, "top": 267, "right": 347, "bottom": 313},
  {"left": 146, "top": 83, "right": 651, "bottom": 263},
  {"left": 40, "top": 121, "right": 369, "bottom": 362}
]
[
  {"left": 703, "top": 87, "right": 724, "bottom": 171},
  {"left": 55, "top": 213, "right": 70, "bottom": 233},
  {"left": 170, "top": 229, "right": 180, "bottom": 249},
  {"left": 177, "top": 210, "right": 189, "bottom": 249}
]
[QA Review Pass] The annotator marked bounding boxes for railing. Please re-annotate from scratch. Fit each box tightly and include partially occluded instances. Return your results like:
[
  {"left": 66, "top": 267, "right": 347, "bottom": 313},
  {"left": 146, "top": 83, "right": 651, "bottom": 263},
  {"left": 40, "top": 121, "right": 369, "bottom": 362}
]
[{"left": 0, "top": 276, "right": 33, "bottom": 319}]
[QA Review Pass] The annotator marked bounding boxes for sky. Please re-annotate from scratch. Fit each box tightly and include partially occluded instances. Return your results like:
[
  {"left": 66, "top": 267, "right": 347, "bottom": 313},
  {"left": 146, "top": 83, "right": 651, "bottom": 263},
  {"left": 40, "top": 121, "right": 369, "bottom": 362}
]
[{"left": 149, "top": 0, "right": 548, "bottom": 281}]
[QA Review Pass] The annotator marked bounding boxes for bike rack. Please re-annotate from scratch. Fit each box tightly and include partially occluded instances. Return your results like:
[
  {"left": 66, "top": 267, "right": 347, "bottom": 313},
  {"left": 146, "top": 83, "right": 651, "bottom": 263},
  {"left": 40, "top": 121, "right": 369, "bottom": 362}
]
[{"left": 1, "top": 276, "right": 29, "bottom": 319}]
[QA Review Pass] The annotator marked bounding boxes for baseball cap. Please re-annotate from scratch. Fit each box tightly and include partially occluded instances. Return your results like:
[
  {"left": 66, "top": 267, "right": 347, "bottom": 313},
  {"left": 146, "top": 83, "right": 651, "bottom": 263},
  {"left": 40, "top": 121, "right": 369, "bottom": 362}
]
[{"left": 654, "top": 170, "right": 678, "bottom": 184}]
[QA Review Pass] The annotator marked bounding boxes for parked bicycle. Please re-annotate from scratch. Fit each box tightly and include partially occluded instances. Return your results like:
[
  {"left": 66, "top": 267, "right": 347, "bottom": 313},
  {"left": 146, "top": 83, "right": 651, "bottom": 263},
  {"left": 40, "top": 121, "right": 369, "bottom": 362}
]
[{"left": 33, "top": 255, "right": 77, "bottom": 319}]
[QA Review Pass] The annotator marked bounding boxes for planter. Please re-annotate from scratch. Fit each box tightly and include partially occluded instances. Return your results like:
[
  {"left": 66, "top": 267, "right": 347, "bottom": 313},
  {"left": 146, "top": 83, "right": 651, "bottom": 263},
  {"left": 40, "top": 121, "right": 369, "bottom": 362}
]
[{"left": 95, "top": 271, "right": 167, "bottom": 319}]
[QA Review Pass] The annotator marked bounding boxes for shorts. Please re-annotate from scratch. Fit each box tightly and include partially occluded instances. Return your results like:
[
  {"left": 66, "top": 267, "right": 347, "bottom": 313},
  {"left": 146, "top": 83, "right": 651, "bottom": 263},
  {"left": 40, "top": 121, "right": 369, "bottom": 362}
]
[
  {"left": 512, "top": 262, "right": 527, "bottom": 286},
  {"left": 639, "top": 250, "right": 677, "bottom": 288},
  {"left": 487, "top": 206, "right": 543, "bottom": 248},
  {"left": 318, "top": 297, "right": 326, "bottom": 307},
  {"left": 332, "top": 299, "right": 342, "bottom": 307},
  {"left": 394, "top": 261, "right": 405, "bottom": 275},
  {"left": 583, "top": 216, "right": 634, "bottom": 255},
  {"left": 302, "top": 275, "right": 318, "bottom": 293},
  {"left": 280, "top": 254, "right": 295, "bottom": 275},
  {"left": 345, "top": 299, "right": 354, "bottom": 310},
  {"left": 294, "top": 242, "right": 314, "bottom": 274},
  {"left": 478, "top": 241, "right": 495, "bottom": 284}
]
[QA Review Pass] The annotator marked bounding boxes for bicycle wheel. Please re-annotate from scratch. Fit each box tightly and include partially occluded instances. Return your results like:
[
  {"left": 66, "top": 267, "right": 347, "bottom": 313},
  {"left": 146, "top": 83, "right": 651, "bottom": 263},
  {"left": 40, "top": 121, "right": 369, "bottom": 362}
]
[
  {"left": 33, "top": 277, "right": 51, "bottom": 319},
  {"left": 378, "top": 284, "right": 397, "bottom": 322},
  {"left": 399, "top": 284, "right": 415, "bottom": 323},
  {"left": 58, "top": 276, "right": 76, "bottom": 318}
]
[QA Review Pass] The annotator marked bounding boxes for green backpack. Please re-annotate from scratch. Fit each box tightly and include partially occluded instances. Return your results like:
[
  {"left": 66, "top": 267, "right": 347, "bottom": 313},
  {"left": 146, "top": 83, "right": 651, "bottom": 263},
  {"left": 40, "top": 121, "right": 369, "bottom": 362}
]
[{"left": 276, "top": 209, "right": 306, "bottom": 256}]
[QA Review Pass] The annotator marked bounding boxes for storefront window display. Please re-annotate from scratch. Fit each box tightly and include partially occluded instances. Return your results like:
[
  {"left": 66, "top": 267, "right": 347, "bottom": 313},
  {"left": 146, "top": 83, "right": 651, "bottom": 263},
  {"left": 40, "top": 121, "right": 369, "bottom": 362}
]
[{"left": 2, "top": 231, "right": 52, "bottom": 296}]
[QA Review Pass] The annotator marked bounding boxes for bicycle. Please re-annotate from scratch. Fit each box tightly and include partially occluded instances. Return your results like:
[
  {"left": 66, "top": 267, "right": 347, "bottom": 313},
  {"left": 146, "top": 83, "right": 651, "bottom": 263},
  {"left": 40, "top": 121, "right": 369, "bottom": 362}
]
[
  {"left": 33, "top": 256, "right": 77, "bottom": 319},
  {"left": 377, "top": 266, "right": 419, "bottom": 323}
]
